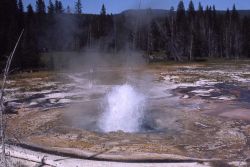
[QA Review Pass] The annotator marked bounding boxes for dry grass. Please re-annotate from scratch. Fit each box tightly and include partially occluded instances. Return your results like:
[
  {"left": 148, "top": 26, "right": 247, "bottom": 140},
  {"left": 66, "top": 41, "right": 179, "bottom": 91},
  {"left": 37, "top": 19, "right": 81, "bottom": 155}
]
[{"left": 210, "top": 161, "right": 236, "bottom": 167}]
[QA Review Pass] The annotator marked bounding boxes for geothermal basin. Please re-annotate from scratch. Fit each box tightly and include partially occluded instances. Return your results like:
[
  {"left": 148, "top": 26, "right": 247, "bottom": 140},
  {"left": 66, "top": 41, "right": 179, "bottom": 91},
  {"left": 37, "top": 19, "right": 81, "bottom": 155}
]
[{"left": 5, "top": 62, "right": 250, "bottom": 163}]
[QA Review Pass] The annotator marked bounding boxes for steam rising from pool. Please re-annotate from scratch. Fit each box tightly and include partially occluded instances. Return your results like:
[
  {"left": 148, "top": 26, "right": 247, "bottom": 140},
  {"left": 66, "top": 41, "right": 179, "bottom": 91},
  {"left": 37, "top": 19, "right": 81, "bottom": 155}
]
[{"left": 99, "top": 84, "right": 146, "bottom": 133}]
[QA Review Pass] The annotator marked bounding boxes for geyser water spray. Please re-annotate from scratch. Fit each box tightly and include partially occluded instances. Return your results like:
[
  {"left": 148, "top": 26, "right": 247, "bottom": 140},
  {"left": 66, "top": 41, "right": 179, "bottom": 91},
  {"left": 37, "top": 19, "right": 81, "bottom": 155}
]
[{"left": 99, "top": 84, "right": 145, "bottom": 133}]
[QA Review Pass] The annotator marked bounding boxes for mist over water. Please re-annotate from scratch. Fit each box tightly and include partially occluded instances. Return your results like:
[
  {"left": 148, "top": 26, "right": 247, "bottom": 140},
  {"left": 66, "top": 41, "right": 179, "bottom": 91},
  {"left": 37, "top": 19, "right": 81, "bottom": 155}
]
[{"left": 99, "top": 84, "right": 146, "bottom": 133}]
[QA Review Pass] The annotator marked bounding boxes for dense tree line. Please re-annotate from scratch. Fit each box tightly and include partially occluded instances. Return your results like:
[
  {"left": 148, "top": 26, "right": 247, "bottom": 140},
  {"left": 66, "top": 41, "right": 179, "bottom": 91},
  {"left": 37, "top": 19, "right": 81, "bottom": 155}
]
[
  {"left": 147, "top": 1, "right": 250, "bottom": 61},
  {"left": 0, "top": 0, "right": 250, "bottom": 69}
]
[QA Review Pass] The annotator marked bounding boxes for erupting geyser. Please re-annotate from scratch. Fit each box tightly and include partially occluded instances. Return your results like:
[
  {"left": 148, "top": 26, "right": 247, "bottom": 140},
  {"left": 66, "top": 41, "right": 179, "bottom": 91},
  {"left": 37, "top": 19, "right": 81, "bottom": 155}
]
[{"left": 99, "top": 84, "right": 146, "bottom": 133}]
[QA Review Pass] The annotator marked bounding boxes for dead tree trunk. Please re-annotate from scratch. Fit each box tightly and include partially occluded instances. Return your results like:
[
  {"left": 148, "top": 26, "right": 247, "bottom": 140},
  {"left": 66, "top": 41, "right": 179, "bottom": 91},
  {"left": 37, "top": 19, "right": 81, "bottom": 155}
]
[
  {"left": 189, "top": 33, "right": 193, "bottom": 61},
  {"left": 0, "top": 29, "right": 24, "bottom": 167},
  {"left": 87, "top": 24, "right": 92, "bottom": 49}
]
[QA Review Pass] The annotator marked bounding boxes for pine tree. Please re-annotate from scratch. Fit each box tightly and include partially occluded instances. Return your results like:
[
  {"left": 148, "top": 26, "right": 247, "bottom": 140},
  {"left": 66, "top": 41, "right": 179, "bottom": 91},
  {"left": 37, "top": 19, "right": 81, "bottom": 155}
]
[
  {"left": 73, "top": 0, "right": 82, "bottom": 50},
  {"left": 176, "top": 0, "right": 188, "bottom": 60},
  {"left": 67, "top": 6, "right": 71, "bottom": 14},
  {"left": 198, "top": 2, "right": 203, "bottom": 14},
  {"left": 150, "top": 21, "right": 161, "bottom": 52},
  {"left": 242, "top": 16, "right": 250, "bottom": 57},
  {"left": 224, "top": 8, "right": 231, "bottom": 58},
  {"left": 187, "top": 0, "right": 195, "bottom": 21},
  {"left": 231, "top": 4, "right": 239, "bottom": 22},
  {"left": 55, "top": 0, "right": 59, "bottom": 12},
  {"left": 187, "top": 0, "right": 195, "bottom": 60},
  {"left": 100, "top": 4, "right": 106, "bottom": 16},
  {"left": 55, "top": 0, "right": 64, "bottom": 14},
  {"left": 204, "top": 5, "right": 213, "bottom": 57},
  {"left": 196, "top": 2, "right": 206, "bottom": 58},
  {"left": 75, "top": 0, "right": 82, "bottom": 14},
  {"left": 98, "top": 4, "right": 108, "bottom": 50},
  {"left": 22, "top": 4, "right": 40, "bottom": 68},
  {"left": 27, "top": 4, "right": 34, "bottom": 17},
  {"left": 231, "top": 4, "right": 241, "bottom": 58},
  {"left": 58, "top": 1, "right": 64, "bottom": 13},
  {"left": 210, "top": 5, "right": 220, "bottom": 58},
  {"left": 18, "top": 0, "right": 23, "bottom": 13},
  {"left": 48, "top": 0, "right": 55, "bottom": 15},
  {"left": 17, "top": 0, "right": 24, "bottom": 30},
  {"left": 212, "top": 5, "right": 216, "bottom": 20},
  {"left": 197, "top": 2, "right": 204, "bottom": 29},
  {"left": 14, "top": 0, "right": 25, "bottom": 67},
  {"left": 0, "top": 0, "right": 19, "bottom": 57},
  {"left": 176, "top": 0, "right": 186, "bottom": 27},
  {"left": 167, "top": 6, "right": 180, "bottom": 61},
  {"left": 36, "top": 0, "right": 46, "bottom": 14}
]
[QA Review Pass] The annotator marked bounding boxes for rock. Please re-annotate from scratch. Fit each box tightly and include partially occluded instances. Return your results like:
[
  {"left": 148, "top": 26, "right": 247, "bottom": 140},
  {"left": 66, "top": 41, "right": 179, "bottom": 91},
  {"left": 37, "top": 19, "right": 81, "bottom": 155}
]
[
  {"left": 216, "top": 129, "right": 247, "bottom": 144},
  {"left": 30, "top": 101, "right": 38, "bottom": 106},
  {"left": 194, "top": 122, "right": 209, "bottom": 128},
  {"left": 182, "top": 95, "right": 189, "bottom": 99},
  {"left": 58, "top": 99, "right": 71, "bottom": 104}
]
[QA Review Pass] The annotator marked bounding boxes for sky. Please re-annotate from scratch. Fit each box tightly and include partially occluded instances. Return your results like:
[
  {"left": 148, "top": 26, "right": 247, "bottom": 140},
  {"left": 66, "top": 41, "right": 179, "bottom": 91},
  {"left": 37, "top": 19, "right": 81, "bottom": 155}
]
[{"left": 23, "top": 0, "right": 250, "bottom": 14}]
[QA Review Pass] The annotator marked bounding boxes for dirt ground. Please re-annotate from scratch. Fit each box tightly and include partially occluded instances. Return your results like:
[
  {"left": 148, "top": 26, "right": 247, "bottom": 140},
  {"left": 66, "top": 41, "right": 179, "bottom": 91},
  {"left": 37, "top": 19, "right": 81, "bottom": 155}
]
[{"left": 5, "top": 62, "right": 250, "bottom": 163}]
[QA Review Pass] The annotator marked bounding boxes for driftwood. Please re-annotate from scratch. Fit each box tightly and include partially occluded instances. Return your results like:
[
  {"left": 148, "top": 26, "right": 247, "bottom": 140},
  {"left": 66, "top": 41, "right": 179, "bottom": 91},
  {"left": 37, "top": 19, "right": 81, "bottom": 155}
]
[{"left": 0, "top": 29, "right": 24, "bottom": 167}]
